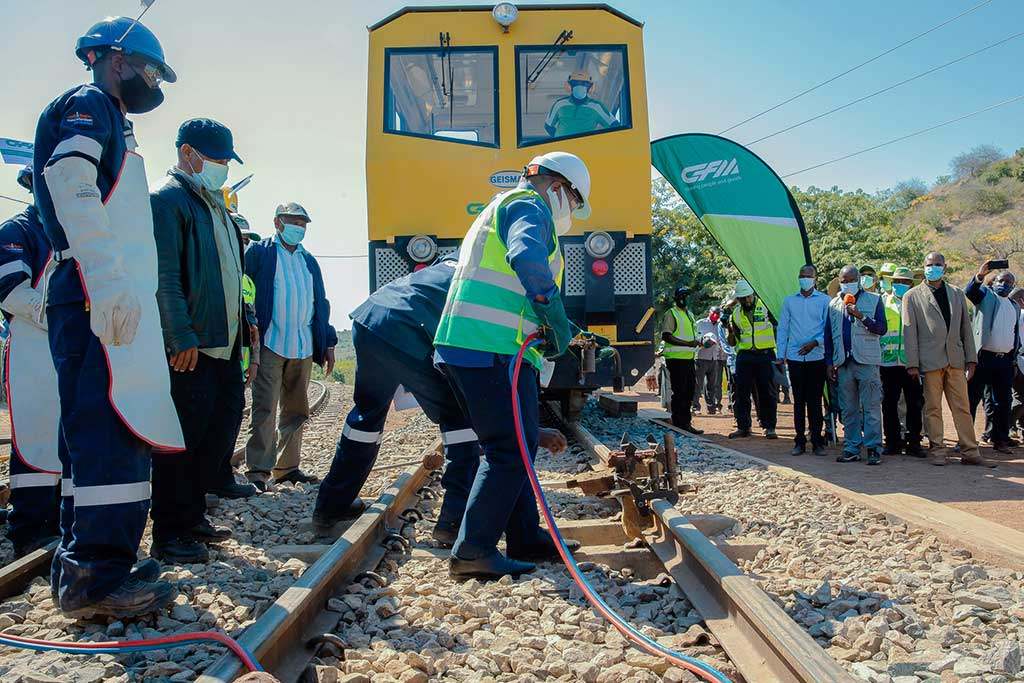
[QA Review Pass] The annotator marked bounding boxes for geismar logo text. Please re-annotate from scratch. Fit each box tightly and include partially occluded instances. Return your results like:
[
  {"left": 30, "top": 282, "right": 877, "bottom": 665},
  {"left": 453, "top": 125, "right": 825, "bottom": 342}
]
[{"left": 681, "top": 159, "right": 740, "bottom": 184}]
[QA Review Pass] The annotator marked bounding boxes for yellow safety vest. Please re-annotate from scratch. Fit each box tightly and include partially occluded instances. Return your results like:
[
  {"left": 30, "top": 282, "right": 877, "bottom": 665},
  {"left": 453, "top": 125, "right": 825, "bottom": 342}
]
[
  {"left": 241, "top": 274, "right": 256, "bottom": 372},
  {"left": 734, "top": 300, "right": 776, "bottom": 351},
  {"left": 434, "top": 188, "right": 564, "bottom": 371},
  {"left": 663, "top": 307, "right": 696, "bottom": 360},
  {"left": 880, "top": 293, "right": 905, "bottom": 366}
]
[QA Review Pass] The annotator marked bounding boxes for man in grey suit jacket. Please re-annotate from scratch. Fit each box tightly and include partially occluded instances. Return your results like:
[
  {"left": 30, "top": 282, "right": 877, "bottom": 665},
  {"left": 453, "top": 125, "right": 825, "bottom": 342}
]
[{"left": 903, "top": 252, "right": 992, "bottom": 467}]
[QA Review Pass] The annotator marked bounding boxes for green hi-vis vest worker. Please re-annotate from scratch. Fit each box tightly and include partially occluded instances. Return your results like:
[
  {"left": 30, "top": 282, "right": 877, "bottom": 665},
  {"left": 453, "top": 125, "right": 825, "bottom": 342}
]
[
  {"left": 880, "top": 293, "right": 906, "bottom": 367},
  {"left": 734, "top": 300, "right": 776, "bottom": 351},
  {"left": 434, "top": 188, "right": 564, "bottom": 371},
  {"left": 241, "top": 274, "right": 256, "bottom": 372},
  {"left": 663, "top": 307, "right": 697, "bottom": 360}
]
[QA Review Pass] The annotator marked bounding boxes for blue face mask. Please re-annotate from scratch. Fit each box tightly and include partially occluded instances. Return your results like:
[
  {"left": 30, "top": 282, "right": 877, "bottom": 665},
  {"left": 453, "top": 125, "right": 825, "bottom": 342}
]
[
  {"left": 994, "top": 282, "right": 1013, "bottom": 297},
  {"left": 892, "top": 283, "right": 911, "bottom": 298},
  {"left": 280, "top": 223, "right": 306, "bottom": 246},
  {"left": 924, "top": 264, "right": 945, "bottom": 282},
  {"left": 571, "top": 85, "right": 589, "bottom": 100},
  {"left": 798, "top": 277, "right": 815, "bottom": 292},
  {"left": 840, "top": 281, "right": 859, "bottom": 296}
]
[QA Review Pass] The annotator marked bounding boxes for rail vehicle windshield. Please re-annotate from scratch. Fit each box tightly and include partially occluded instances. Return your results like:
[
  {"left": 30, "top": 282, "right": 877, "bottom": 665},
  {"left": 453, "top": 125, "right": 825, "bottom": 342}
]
[
  {"left": 385, "top": 47, "right": 498, "bottom": 147},
  {"left": 517, "top": 45, "right": 631, "bottom": 146}
]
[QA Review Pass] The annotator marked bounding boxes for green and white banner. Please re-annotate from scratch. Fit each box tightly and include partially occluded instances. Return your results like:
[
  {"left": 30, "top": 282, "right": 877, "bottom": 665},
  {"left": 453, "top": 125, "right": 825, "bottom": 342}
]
[{"left": 651, "top": 133, "right": 811, "bottom": 320}]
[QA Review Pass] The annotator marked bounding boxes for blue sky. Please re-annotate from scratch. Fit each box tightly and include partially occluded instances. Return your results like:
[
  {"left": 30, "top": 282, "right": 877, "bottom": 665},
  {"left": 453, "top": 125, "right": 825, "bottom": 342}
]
[{"left": 1, "top": 0, "right": 1021, "bottom": 324}]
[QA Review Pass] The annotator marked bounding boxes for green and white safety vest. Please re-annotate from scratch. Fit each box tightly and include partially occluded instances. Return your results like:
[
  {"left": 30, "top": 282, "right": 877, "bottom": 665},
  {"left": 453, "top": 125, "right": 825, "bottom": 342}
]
[
  {"left": 241, "top": 274, "right": 256, "bottom": 372},
  {"left": 663, "top": 306, "right": 696, "bottom": 360},
  {"left": 434, "top": 188, "right": 564, "bottom": 370},
  {"left": 880, "top": 293, "right": 905, "bottom": 367},
  {"left": 734, "top": 300, "right": 776, "bottom": 351}
]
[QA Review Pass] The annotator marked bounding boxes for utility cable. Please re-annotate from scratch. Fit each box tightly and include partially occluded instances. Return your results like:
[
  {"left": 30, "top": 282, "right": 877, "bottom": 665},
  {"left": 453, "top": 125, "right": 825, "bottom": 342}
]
[
  {"left": 782, "top": 93, "right": 1024, "bottom": 177},
  {"left": 719, "top": 0, "right": 996, "bottom": 134},
  {"left": 0, "top": 194, "right": 30, "bottom": 207},
  {"left": 747, "top": 28, "right": 1024, "bottom": 145},
  {"left": 312, "top": 254, "right": 368, "bottom": 259}
]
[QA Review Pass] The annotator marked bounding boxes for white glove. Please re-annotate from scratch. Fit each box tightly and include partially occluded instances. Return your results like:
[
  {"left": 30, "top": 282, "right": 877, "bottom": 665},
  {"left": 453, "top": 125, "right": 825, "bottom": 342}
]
[
  {"left": 44, "top": 156, "right": 141, "bottom": 345},
  {"left": 0, "top": 280, "right": 47, "bottom": 331}
]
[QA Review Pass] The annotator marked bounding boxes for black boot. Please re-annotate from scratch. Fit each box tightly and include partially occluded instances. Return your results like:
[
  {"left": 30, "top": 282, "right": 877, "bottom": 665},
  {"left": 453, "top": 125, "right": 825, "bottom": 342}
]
[
  {"left": 508, "top": 536, "right": 581, "bottom": 563},
  {"left": 432, "top": 523, "right": 458, "bottom": 547},
  {"left": 449, "top": 551, "right": 535, "bottom": 580},
  {"left": 312, "top": 498, "right": 367, "bottom": 532},
  {"left": 61, "top": 577, "right": 175, "bottom": 620},
  {"left": 190, "top": 519, "right": 232, "bottom": 543},
  {"left": 151, "top": 537, "right": 210, "bottom": 564}
]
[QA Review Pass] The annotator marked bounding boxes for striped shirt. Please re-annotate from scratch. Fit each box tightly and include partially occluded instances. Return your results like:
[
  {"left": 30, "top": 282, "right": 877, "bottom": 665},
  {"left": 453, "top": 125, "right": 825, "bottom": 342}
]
[{"left": 264, "top": 237, "right": 314, "bottom": 360}]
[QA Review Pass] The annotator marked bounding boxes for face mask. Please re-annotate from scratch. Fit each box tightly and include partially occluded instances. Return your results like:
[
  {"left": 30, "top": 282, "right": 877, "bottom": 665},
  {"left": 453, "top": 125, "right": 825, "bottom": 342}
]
[
  {"left": 119, "top": 67, "right": 164, "bottom": 114},
  {"left": 280, "top": 222, "right": 306, "bottom": 246},
  {"left": 880, "top": 279, "right": 891, "bottom": 292},
  {"left": 571, "top": 85, "right": 589, "bottom": 100},
  {"left": 546, "top": 186, "right": 572, "bottom": 236},
  {"left": 892, "top": 283, "right": 911, "bottom": 298},
  {"left": 798, "top": 277, "right": 815, "bottom": 292},
  {"left": 861, "top": 275, "right": 875, "bottom": 290},
  {"left": 840, "top": 281, "right": 859, "bottom": 296},
  {"left": 192, "top": 156, "right": 229, "bottom": 193},
  {"left": 924, "top": 264, "right": 945, "bottom": 282},
  {"left": 994, "top": 282, "right": 1013, "bottom": 297}
]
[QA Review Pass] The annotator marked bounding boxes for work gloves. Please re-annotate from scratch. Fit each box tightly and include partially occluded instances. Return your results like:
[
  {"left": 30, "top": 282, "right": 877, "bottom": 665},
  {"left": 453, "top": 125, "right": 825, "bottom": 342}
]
[{"left": 532, "top": 291, "right": 572, "bottom": 359}]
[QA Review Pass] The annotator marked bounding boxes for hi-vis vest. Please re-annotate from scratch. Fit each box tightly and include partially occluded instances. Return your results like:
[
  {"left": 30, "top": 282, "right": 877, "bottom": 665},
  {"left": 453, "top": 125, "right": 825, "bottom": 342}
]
[
  {"left": 241, "top": 274, "right": 256, "bottom": 372},
  {"left": 435, "top": 188, "right": 563, "bottom": 371},
  {"left": 880, "top": 293, "right": 905, "bottom": 367},
  {"left": 734, "top": 300, "right": 776, "bottom": 351},
  {"left": 663, "top": 307, "right": 696, "bottom": 360}
]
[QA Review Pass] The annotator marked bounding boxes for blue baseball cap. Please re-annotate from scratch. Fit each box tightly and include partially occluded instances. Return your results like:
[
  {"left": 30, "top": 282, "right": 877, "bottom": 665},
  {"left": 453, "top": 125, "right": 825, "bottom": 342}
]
[{"left": 175, "top": 118, "right": 242, "bottom": 164}]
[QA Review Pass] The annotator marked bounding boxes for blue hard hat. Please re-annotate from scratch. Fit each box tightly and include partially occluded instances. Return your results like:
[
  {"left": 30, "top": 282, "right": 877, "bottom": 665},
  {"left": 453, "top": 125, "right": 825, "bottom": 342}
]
[
  {"left": 16, "top": 165, "right": 32, "bottom": 192},
  {"left": 75, "top": 16, "right": 176, "bottom": 83}
]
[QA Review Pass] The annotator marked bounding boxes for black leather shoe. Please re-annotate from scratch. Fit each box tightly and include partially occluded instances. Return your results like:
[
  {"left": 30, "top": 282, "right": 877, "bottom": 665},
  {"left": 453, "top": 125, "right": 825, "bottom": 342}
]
[
  {"left": 274, "top": 469, "right": 319, "bottom": 485},
  {"left": 905, "top": 443, "right": 925, "bottom": 458},
  {"left": 151, "top": 537, "right": 210, "bottom": 564},
  {"left": 679, "top": 425, "right": 704, "bottom": 435},
  {"left": 882, "top": 446, "right": 902, "bottom": 456},
  {"left": 190, "top": 519, "right": 232, "bottom": 543},
  {"left": 812, "top": 445, "right": 827, "bottom": 457},
  {"left": 866, "top": 449, "right": 881, "bottom": 466},
  {"left": 130, "top": 558, "right": 162, "bottom": 583},
  {"left": 211, "top": 481, "right": 260, "bottom": 499},
  {"left": 312, "top": 498, "right": 367, "bottom": 532},
  {"left": 509, "top": 536, "right": 581, "bottom": 563},
  {"left": 728, "top": 430, "right": 751, "bottom": 439},
  {"left": 449, "top": 552, "right": 535, "bottom": 580},
  {"left": 432, "top": 524, "right": 458, "bottom": 547},
  {"left": 790, "top": 445, "right": 805, "bottom": 456},
  {"left": 61, "top": 577, "right": 175, "bottom": 620},
  {"left": 764, "top": 429, "right": 778, "bottom": 440}
]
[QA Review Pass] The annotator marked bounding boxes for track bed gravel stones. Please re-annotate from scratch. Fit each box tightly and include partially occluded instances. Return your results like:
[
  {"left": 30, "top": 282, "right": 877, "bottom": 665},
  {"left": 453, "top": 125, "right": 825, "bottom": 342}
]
[{"left": 581, "top": 402, "right": 1024, "bottom": 683}]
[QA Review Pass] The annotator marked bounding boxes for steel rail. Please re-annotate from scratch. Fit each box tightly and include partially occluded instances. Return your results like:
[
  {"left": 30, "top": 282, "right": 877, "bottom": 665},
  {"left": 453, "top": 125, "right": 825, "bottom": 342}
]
[
  {"left": 553, "top": 406, "right": 853, "bottom": 683},
  {"left": 197, "top": 452, "right": 435, "bottom": 682}
]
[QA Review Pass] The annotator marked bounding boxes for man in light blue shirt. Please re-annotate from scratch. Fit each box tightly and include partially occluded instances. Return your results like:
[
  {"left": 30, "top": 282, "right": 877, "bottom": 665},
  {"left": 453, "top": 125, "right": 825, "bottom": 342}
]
[{"left": 775, "top": 264, "right": 831, "bottom": 456}]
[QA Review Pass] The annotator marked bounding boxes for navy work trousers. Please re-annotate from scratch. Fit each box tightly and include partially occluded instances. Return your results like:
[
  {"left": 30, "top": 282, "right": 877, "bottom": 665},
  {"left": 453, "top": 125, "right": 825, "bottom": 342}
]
[
  {"left": 151, "top": 352, "right": 243, "bottom": 544},
  {"left": 444, "top": 358, "right": 543, "bottom": 561},
  {"left": 315, "top": 324, "right": 478, "bottom": 531},
  {"left": 47, "top": 303, "right": 152, "bottom": 609},
  {"left": 7, "top": 449, "right": 60, "bottom": 553}
]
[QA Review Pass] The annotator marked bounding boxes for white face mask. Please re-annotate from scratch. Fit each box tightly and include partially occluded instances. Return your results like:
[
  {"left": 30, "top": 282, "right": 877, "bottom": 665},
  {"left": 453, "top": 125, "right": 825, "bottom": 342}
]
[
  {"left": 546, "top": 186, "right": 573, "bottom": 236},
  {"left": 191, "top": 156, "right": 229, "bottom": 192}
]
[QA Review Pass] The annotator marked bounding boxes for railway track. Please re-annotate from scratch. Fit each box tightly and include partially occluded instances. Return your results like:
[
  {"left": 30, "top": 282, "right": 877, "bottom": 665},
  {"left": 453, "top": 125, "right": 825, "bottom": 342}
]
[
  {"left": 190, "top": 400, "right": 851, "bottom": 683},
  {"left": 0, "top": 379, "right": 331, "bottom": 603}
]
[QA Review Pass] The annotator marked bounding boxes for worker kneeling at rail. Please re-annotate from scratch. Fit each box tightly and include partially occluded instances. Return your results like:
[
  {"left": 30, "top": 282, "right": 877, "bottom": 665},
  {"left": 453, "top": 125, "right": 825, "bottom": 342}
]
[
  {"left": 0, "top": 166, "right": 60, "bottom": 558},
  {"left": 313, "top": 256, "right": 569, "bottom": 546},
  {"left": 433, "top": 151, "right": 590, "bottom": 580}
]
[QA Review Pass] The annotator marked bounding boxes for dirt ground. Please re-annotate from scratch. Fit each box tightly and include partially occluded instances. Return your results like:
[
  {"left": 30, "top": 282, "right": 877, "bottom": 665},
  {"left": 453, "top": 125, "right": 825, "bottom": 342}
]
[{"left": 631, "top": 389, "right": 1024, "bottom": 533}]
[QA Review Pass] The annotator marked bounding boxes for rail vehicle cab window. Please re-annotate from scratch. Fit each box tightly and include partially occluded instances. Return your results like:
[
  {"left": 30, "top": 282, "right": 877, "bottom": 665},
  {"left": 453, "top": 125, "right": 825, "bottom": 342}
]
[
  {"left": 385, "top": 47, "right": 498, "bottom": 147},
  {"left": 517, "top": 45, "right": 631, "bottom": 146}
]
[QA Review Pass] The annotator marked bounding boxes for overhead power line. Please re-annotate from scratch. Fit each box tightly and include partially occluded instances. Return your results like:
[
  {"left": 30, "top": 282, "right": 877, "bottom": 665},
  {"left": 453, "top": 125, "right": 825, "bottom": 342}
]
[
  {"left": 782, "top": 93, "right": 1024, "bottom": 178},
  {"left": 0, "top": 194, "right": 30, "bottom": 207},
  {"left": 718, "top": 0, "right": 996, "bottom": 135},
  {"left": 748, "top": 28, "right": 1024, "bottom": 146},
  {"left": 313, "top": 254, "right": 369, "bottom": 259}
]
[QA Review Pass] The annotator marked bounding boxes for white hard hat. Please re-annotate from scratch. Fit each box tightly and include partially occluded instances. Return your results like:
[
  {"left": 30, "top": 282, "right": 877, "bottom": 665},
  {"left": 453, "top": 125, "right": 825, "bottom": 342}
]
[
  {"left": 733, "top": 279, "right": 754, "bottom": 298},
  {"left": 526, "top": 151, "right": 592, "bottom": 219}
]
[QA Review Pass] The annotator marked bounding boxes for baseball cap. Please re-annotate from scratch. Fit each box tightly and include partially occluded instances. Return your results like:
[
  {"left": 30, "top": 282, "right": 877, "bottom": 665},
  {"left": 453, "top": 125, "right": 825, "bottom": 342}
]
[
  {"left": 176, "top": 118, "right": 243, "bottom": 164},
  {"left": 275, "top": 202, "right": 311, "bottom": 222}
]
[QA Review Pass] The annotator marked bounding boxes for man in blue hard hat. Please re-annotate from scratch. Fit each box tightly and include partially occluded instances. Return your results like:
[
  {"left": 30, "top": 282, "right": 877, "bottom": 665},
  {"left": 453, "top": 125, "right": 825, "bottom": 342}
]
[
  {"left": 33, "top": 16, "right": 182, "bottom": 618},
  {"left": 0, "top": 166, "right": 61, "bottom": 557},
  {"left": 312, "top": 255, "right": 569, "bottom": 546}
]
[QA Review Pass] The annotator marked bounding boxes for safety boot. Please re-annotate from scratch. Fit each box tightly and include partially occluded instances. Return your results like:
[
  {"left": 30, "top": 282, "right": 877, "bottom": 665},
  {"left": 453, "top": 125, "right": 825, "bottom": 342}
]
[
  {"left": 312, "top": 498, "right": 367, "bottom": 534},
  {"left": 151, "top": 537, "right": 210, "bottom": 564},
  {"left": 508, "top": 536, "right": 581, "bottom": 563},
  {"left": 449, "top": 551, "right": 535, "bottom": 580},
  {"left": 61, "top": 577, "right": 175, "bottom": 620},
  {"left": 431, "top": 523, "right": 458, "bottom": 548}
]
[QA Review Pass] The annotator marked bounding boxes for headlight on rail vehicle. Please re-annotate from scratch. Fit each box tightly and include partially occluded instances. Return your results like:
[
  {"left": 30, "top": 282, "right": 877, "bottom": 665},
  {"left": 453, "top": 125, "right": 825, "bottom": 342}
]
[
  {"left": 492, "top": 3, "right": 518, "bottom": 31},
  {"left": 585, "top": 231, "right": 615, "bottom": 259},
  {"left": 406, "top": 234, "right": 438, "bottom": 263}
]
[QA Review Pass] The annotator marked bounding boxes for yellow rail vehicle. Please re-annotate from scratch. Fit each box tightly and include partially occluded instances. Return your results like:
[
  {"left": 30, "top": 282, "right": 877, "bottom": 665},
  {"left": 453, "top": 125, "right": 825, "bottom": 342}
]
[{"left": 366, "top": 4, "right": 655, "bottom": 395}]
